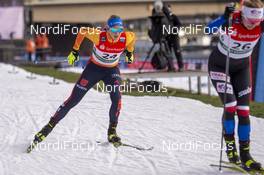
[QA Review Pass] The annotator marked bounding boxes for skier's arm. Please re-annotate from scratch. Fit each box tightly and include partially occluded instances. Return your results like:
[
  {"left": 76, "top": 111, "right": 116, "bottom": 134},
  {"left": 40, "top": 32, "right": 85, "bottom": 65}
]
[
  {"left": 205, "top": 15, "right": 227, "bottom": 34},
  {"left": 68, "top": 27, "right": 100, "bottom": 65},
  {"left": 125, "top": 32, "right": 136, "bottom": 64},
  {"left": 205, "top": 3, "right": 235, "bottom": 34},
  {"left": 125, "top": 32, "right": 136, "bottom": 52},
  {"left": 73, "top": 27, "right": 100, "bottom": 51}
]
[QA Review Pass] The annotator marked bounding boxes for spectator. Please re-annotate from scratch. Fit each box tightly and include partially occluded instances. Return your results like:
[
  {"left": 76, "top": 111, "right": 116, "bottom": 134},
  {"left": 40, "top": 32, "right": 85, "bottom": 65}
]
[
  {"left": 42, "top": 34, "right": 50, "bottom": 61},
  {"left": 35, "top": 34, "right": 50, "bottom": 61},
  {"left": 163, "top": 4, "right": 184, "bottom": 72},
  {"left": 26, "top": 38, "right": 36, "bottom": 62},
  {"left": 35, "top": 34, "right": 43, "bottom": 61}
]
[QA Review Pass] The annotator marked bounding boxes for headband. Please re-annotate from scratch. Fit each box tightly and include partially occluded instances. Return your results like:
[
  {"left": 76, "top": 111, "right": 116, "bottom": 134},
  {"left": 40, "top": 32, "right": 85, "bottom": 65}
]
[{"left": 242, "top": 6, "right": 264, "bottom": 19}]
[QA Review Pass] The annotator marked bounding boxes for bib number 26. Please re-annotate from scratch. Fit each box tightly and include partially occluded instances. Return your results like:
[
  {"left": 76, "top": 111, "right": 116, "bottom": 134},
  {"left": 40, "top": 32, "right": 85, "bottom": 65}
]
[{"left": 232, "top": 42, "right": 252, "bottom": 50}]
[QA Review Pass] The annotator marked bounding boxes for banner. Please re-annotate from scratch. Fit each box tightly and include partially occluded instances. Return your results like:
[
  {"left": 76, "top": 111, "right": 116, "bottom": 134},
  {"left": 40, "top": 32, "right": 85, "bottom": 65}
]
[
  {"left": 255, "top": 35, "right": 264, "bottom": 102},
  {"left": 0, "top": 7, "right": 24, "bottom": 39}
]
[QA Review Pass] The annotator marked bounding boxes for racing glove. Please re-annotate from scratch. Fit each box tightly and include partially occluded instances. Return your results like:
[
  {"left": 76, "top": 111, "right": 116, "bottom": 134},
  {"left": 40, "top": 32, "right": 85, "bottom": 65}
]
[{"left": 67, "top": 49, "right": 79, "bottom": 66}]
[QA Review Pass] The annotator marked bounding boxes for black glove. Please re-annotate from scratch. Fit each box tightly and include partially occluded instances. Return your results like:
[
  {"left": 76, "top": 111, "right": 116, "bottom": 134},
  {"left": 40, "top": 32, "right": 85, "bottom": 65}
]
[
  {"left": 224, "top": 3, "right": 236, "bottom": 19},
  {"left": 72, "top": 49, "right": 79, "bottom": 58},
  {"left": 125, "top": 51, "right": 134, "bottom": 64}
]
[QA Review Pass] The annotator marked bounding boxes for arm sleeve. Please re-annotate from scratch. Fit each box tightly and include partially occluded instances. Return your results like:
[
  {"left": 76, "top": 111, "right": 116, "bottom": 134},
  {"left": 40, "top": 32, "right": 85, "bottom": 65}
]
[
  {"left": 125, "top": 32, "right": 136, "bottom": 52},
  {"left": 73, "top": 27, "right": 100, "bottom": 50},
  {"left": 205, "top": 15, "right": 227, "bottom": 34}
]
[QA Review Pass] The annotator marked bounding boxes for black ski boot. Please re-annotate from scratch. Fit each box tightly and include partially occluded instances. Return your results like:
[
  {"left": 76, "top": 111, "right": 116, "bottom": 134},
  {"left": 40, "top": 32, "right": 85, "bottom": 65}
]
[
  {"left": 240, "top": 141, "right": 262, "bottom": 171},
  {"left": 34, "top": 122, "right": 54, "bottom": 143},
  {"left": 27, "top": 122, "right": 54, "bottom": 153},
  {"left": 107, "top": 123, "right": 121, "bottom": 147},
  {"left": 225, "top": 135, "right": 240, "bottom": 164}
]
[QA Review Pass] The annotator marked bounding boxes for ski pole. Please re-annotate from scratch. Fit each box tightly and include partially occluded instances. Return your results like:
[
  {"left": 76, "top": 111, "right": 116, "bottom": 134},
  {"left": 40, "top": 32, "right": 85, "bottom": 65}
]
[
  {"left": 219, "top": 3, "right": 234, "bottom": 172},
  {"left": 34, "top": 59, "right": 68, "bottom": 64}
]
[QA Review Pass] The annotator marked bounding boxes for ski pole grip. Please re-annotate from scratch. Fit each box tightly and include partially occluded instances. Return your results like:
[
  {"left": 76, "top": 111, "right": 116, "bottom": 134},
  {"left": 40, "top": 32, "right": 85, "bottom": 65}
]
[{"left": 224, "top": 3, "right": 236, "bottom": 20}]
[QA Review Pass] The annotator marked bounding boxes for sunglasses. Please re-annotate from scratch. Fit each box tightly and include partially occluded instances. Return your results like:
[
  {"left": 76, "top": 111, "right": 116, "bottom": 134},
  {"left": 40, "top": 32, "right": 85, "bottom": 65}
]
[{"left": 109, "top": 27, "right": 124, "bottom": 33}]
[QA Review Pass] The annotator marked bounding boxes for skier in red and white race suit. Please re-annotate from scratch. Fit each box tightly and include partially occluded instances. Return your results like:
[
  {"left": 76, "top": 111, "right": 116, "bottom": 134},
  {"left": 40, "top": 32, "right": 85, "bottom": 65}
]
[{"left": 207, "top": 0, "right": 264, "bottom": 170}]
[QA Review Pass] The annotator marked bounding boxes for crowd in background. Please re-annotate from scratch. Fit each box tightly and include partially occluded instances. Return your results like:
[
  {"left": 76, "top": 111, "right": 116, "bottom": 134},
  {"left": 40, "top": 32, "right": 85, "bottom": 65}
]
[{"left": 26, "top": 34, "right": 50, "bottom": 62}]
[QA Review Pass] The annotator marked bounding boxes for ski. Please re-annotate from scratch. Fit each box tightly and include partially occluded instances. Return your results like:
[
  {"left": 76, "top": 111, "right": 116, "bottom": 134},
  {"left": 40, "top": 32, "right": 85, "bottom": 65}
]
[
  {"left": 26, "top": 140, "right": 39, "bottom": 153},
  {"left": 222, "top": 161, "right": 264, "bottom": 175},
  {"left": 210, "top": 161, "right": 264, "bottom": 175},
  {"left": 96, "top": 141, "right": 154, "bottom": 151},
  {"left": 210, "top": 164, "right": 244, "bottom": 171},
  {"left": 210, "top": 162, "right": 249, "bottom": 174},
  {"left": 121, "top": 143, "right": 154, "bottom": 151}
]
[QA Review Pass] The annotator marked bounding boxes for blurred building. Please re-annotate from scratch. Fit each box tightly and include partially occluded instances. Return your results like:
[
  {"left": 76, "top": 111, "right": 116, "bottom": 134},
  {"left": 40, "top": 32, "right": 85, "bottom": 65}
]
[
  {"left": 0, "top": 0, "right": 25, "bottom": 62},
  {"left": 23, "top": 0, "right": 241, "bottom": 56},
  {"left": 24, "top": 0, "right": 240, "bottom": 23},
  {"left": 0, "top": 0, "right": 23, "bottom": 6}
]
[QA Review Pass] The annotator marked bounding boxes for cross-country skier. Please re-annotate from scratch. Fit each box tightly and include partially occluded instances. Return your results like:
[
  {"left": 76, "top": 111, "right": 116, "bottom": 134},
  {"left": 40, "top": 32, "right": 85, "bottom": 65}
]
[
  {"left": 29, "top": 15, "right": 136, "bottom": 148},
  {"left": 207, "top": 0, "right": 263, "bottom": 171}
]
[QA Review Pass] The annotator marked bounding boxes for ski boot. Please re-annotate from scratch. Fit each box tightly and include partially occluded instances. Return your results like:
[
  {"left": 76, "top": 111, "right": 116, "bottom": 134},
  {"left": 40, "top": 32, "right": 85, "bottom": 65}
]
[
  {"left": 27, "top": 122, "right": 54, "bottom": 153},
  {"left": 240, "top": 141, "right": 262, "bottom": 171},
  {"left": 34, "top": 122, "right": 54, "bottom": 143},
  {"left": 225, "top": 135, "right": 240, "bottom": 164},
  {"left": 107, "top": 123, "right": 122, "bottom": 147}
]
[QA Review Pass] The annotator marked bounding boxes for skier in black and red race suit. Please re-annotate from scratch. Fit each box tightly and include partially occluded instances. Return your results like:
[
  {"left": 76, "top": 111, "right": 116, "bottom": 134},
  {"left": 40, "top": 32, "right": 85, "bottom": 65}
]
[{"left": 28, "top": 15, "right": 136, "bottom": 149}]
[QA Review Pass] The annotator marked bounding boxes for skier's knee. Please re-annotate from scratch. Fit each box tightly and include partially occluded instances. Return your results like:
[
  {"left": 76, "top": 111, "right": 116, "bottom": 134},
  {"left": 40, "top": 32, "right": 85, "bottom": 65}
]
[
  {"left": 117, "top": 99, "right": 121, "bottom": 111},
  {"left": 237, "top": 105, "right": 250, "bottom": 118},
  {"left": 115, "top": 99, "right": 122, "bottom": 118},
  {"left": 63, "top": 95, "right": 82, "bottom": 109},
  {"left": 112, "top": 97, "right": 121, "bottom": 110},
  {"left": 237, "top": 106, "right": 250, "bottom": 126},
  {"left": 110, "top": 88, "right": 121, "bottom": 106},
  {"left": 224, "top": 101, "right": 237, "bottom": 115}
]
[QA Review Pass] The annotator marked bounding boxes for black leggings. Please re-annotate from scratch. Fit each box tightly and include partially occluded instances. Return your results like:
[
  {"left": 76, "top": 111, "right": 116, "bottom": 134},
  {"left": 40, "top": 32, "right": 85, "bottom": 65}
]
[
  {"left": 167, "top": 36, "right": 184, "bottom": 69},
  {"left": 208, "top": 48, "right": 251, "bottom": 142},
  {"left": 50, "top": 61, "right": 122, "bottom": 126}
]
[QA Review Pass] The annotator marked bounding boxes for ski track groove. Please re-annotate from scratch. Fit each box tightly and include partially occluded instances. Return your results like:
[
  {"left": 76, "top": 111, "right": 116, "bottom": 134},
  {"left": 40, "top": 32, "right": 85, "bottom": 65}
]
[
  {"left": 25, "top": 106, "right": 40, "bottom": 132},
  {"left": 0, "top": 112, "right": 19, "bottom": 153},
  {"left": 139, "top": 153, "right": 159, "bottom": 175},
  {"left": 108, "top": 147, "right": 119, "bottom": 170},
  {"left": 0, "top": 159, "right": 5, "bottom": 175}
]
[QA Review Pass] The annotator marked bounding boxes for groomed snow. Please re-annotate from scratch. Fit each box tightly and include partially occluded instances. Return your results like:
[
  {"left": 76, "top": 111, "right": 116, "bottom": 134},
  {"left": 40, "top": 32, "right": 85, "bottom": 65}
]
[{"left": 0, "top": 63, "right": 263, "bottom": 175}]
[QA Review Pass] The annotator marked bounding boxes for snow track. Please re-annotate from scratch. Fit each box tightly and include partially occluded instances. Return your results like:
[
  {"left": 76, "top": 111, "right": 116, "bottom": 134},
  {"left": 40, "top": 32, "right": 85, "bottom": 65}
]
[{"left": 0, "top": 63, "right": 263, "bottom": 175}]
